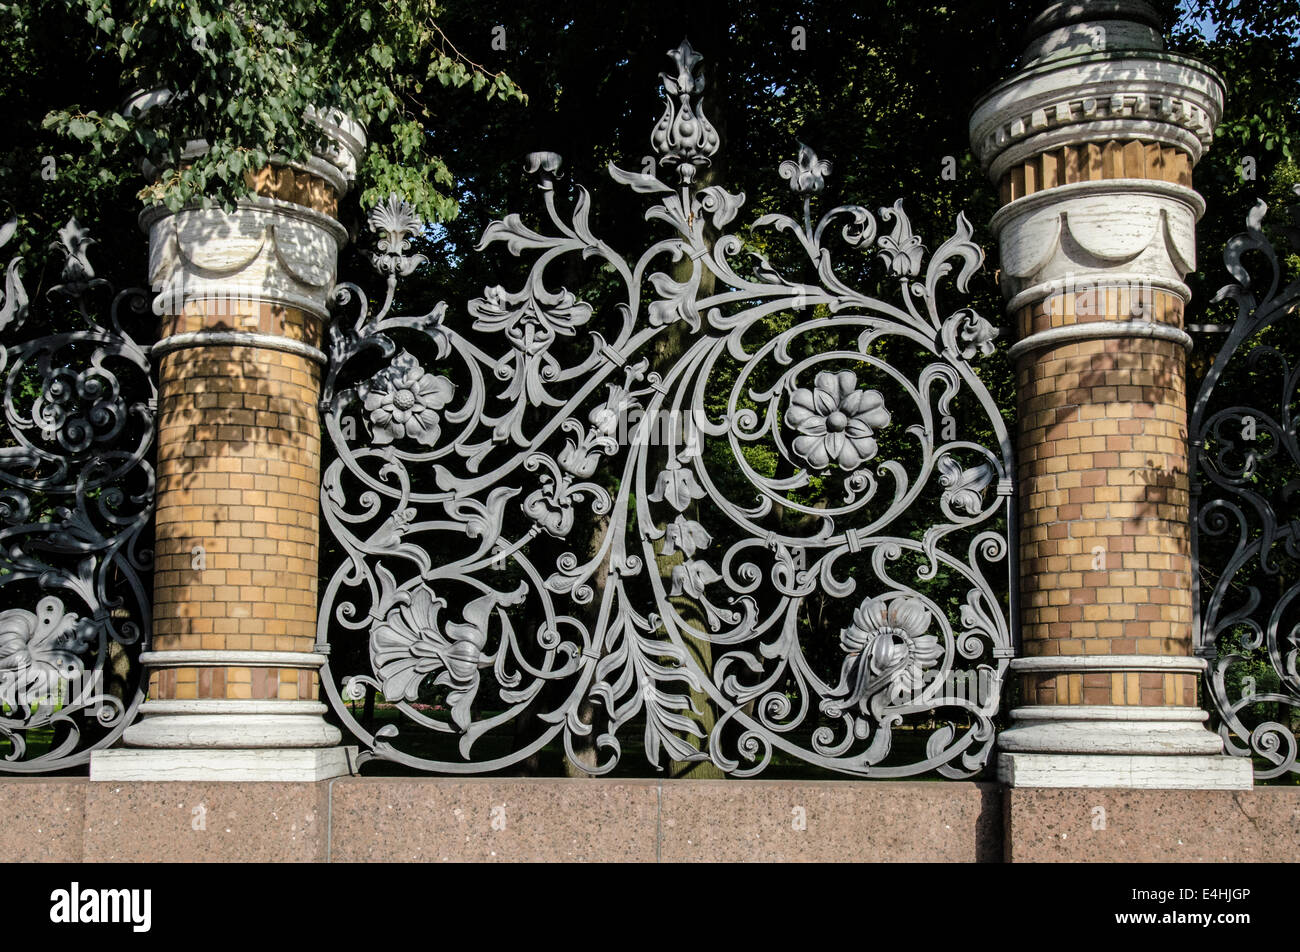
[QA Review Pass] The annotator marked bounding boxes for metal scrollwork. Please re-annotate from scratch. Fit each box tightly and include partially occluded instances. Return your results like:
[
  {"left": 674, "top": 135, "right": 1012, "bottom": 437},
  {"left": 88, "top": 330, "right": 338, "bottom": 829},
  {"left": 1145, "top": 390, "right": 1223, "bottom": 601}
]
[
  {"left": 0, "top": 217, "right": 154, "bottom": 771},
  {"left": 318, "top": 41, "right": 1015, "bottom": 777},
  {"left": 1192, "top": 185, "right": 1300, "bottom": 780}
]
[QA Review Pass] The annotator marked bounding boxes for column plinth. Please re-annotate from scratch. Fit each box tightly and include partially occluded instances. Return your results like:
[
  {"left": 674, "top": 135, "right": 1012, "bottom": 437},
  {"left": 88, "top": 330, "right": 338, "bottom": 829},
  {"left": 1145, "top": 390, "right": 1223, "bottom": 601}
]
[{"left": 970, "top": 0, "right": 1250, "bottom": 788}]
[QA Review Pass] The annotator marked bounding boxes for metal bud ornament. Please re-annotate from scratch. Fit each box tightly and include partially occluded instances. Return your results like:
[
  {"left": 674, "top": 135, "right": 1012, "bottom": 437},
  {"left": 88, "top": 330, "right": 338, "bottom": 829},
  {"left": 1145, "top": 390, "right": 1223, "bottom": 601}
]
[{"left": 652, "top": 40, "right": 720, "bottom": 186}]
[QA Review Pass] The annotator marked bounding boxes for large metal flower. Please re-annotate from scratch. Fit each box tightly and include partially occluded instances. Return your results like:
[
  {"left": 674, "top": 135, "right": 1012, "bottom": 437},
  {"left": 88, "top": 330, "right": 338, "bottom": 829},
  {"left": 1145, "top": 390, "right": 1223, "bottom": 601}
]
[
  {"left": 786, "top": 370, "right": 891, "bottom": 470},
  {"left": 828, "top": 595, "right": 942, "bottom": 716},
  {"left": 0, "top": 598, "right": 94, "bottom": 709},
  {"left": 357, "top": 350, "right": 454, "bottom": 447},
  {"left": 370, "top": 570, "right": 500, "bottom": 731}
]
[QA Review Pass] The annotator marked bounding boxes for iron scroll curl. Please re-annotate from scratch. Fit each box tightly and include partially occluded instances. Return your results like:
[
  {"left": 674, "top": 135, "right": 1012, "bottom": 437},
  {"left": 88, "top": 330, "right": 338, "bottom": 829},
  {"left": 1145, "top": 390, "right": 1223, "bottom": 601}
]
[{"left": 1191, "top": 184, "right": 1300, "bottom": 780}]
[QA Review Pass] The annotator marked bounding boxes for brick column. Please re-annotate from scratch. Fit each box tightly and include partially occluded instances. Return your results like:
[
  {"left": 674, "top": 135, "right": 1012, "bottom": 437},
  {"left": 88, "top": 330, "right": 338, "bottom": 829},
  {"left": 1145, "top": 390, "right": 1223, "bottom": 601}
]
[
  {"left": 970, "top": 1, "right": 1250, "bottom": 787},
  {"left": 91, "top": 111, "right": 366, "bottom": 781}
]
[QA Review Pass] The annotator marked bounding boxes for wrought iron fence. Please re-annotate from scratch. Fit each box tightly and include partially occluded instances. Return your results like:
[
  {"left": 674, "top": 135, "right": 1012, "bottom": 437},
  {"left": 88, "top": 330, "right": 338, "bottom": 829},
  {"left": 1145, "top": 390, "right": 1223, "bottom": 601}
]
[
  {"left": 317, "top": 42, "right": 1017, "bottom": 778},
  {"left": 0, "top": 219, "right": 155, "bottom": 772},
  {"left": 1191, "top": 184, "right": 1300, "bottom": 781}
]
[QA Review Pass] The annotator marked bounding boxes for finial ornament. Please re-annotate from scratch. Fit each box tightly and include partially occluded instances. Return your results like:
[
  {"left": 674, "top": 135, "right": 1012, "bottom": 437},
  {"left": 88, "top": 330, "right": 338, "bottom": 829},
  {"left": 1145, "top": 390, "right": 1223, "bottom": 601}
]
[
  {"left": 651, "top": 39, "right": 720, "bottom": 186},
  {"left": 779, "top": 143, "right": 832, "bottom": 195}
]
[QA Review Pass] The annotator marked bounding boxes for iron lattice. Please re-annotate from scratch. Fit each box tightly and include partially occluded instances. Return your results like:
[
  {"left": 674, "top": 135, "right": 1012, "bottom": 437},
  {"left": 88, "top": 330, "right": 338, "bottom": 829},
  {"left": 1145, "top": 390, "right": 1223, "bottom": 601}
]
[
  {"left": 318, "top": 42, "right": 1016, "bottom": 777},
  {"left": 0, "top": 219, "right": 154, "bottom": 772},
  {"left": 1192, "top": 184, "right": 1300, "bottom": 780}
]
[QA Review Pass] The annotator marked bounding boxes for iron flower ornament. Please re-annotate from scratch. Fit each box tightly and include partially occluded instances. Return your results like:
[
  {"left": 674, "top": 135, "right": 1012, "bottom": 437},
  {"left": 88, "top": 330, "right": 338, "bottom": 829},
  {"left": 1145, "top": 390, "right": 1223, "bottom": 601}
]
[
  {"left": 826, "top": 595, "right": 942, "bottom": 718},
  {"left": 786, "top": 370, "right": 892, "bottom": 471},
  {"left": 779, "top": 143, "right": 832, "bottom": 195},
  {"left": 0, "top": 598, "right": 96, "bottom": 710},
  {"left": 524, "top": 151, "right": 563, "bottom": 190},
  {"left": 368, "top": 567, "right": 523, "bottom": 730},
  {"left": 357, "top": 350, "right": 454, "bottom": 446}
]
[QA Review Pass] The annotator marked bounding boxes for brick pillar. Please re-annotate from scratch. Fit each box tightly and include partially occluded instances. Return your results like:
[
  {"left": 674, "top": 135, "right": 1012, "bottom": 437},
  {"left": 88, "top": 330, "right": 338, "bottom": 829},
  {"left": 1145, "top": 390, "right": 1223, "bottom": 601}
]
[
  {"left": 91, "top": 111, "right": 366, "bottom": 781},
  {"left": 970, "top": 1, "right": 1250, "bottom": 787}
]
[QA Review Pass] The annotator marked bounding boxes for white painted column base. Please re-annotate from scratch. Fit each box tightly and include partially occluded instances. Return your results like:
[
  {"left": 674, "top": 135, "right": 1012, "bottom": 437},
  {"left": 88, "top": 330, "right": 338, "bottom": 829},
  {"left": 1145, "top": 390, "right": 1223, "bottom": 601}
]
[
  {"left": 91, "top": 746, "right": 357, "bottom": 782},
  {"left": 997, "top": 704, "right": 1254, "bottom": 789},
  {"left": 998, "top": 705, "right": 1225, "bottom": 755},
  {"left": 998, "top": 752, "right": 1254, "bottom": 789},
  {"left": 122, "top": 700, "right": 342, "bottom": 749}
]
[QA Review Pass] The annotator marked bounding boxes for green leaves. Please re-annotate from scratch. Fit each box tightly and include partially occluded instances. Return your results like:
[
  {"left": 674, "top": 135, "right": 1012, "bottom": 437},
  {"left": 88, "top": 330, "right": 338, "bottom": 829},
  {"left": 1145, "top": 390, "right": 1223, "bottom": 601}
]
[
  {"left": 361, "top": 147, "right": 459, "bottom": 224},
  {"left": 34, "top": 0, "right": 525, "bottom": 221},
  {"left": 67, "top": 116, "right": 97, "bottom": 140}
]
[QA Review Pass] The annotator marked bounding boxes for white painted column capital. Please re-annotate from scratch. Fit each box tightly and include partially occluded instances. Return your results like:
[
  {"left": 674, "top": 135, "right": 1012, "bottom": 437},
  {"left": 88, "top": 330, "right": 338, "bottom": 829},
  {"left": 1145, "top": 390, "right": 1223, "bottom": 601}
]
[
  {"left": 143, "top": 198, "right": 349, "bottom": 323},
  {"left": 132, "top": 100, "right": 367, "bottom": 325}
]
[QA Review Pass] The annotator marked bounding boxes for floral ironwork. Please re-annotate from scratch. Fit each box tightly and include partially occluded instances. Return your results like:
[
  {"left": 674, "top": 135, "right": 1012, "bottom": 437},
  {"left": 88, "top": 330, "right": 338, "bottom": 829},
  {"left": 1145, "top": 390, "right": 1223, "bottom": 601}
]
[
  {"left": 786, "top": 370, "right": 891, "bottom": 471},
  {"left": 318, "top": 41, "right": 1015, "bottom": 778},
  {"left": 1191, "top": 185, "right": 1300, "bottom": 780},
  {"left": 0, "top": 217, "right": 154, "bottom": 772}
]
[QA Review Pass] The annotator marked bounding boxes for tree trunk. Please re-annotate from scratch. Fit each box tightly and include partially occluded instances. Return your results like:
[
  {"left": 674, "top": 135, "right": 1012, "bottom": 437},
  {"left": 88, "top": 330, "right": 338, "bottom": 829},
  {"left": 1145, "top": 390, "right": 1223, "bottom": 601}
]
[
  {"left": 564, "top": 509, "right": 610, "bottom": 777},
  {"left": 655, "top": 209, "right": 724, "bottom": 781}
]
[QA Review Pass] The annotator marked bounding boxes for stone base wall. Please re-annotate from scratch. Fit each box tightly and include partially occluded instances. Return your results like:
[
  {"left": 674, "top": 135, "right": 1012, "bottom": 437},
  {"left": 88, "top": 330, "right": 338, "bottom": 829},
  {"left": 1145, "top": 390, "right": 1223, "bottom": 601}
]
[{"left": 2, "top": 779, "right": 1294, "bottom": 863}]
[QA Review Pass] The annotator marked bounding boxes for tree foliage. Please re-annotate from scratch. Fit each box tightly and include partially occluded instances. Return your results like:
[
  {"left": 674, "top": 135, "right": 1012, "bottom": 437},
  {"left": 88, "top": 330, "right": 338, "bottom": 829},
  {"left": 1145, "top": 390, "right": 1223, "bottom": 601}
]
[{"left": 3, "top": 0, "right": 524, "bottom": 243}]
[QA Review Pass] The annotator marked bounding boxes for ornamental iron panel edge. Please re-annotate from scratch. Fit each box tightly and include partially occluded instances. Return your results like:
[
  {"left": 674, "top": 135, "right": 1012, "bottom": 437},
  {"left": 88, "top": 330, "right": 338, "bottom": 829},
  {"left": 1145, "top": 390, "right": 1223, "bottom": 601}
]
[
  {"left": 1191, "top": 184, "right": 1300, "bottom": 780},
  {"left": 316, "top": 41, "right": 1018, "bottom": 778},
  {"left": 0, "top": 218, "right": 155, "bottom": 772}
]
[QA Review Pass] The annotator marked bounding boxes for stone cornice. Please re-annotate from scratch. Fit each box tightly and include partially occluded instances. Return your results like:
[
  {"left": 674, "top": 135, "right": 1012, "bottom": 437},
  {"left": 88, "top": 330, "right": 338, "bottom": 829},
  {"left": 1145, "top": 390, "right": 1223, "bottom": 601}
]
[{"left": 970, "top": 50, "right": 1225, "bottom": 178}]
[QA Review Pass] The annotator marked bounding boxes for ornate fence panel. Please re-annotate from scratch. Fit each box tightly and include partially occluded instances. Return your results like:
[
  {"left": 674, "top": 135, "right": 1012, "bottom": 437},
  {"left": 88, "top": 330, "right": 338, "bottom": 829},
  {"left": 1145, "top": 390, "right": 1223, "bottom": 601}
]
[
  {"left": 0, "top": 219, "right": 155, "bottom": 771},
  {"left": 317, "top": 42, "right": 1016, "bottom": 778},
  {"left": 1192, "top": 185, "right": 1300, "bottom": 780}
]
